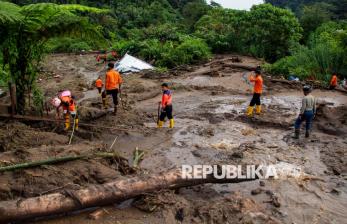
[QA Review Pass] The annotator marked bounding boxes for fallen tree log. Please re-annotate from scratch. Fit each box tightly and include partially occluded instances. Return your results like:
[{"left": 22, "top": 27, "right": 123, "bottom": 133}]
[{"left": 0, "top": 169, "right": 256, "bottom": 222}]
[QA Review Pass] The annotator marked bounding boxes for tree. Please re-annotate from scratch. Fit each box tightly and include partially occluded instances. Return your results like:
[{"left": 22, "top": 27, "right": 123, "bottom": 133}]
[
  {"left": 299, "top": 2, "right": 333, "bottom": 42},
  {"left": 0, "top": 2, "right": 106, "bottom": 114},
  {"left": 240, "top": 4, "right": 303, "bottom": 62},
  {"left": 181, "top": 0, "right": 210, "bottom": 29},
  {"left": 267, "top": 21, "right": 347, "bottom": 82},
  {"left": 194, "top": 8, "right": 246, "bottom": 53}
]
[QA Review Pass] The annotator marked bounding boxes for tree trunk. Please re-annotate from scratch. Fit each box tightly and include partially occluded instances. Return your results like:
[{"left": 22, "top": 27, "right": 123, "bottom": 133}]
[
  {"left": 15, "top": 80, "right": 26, "bottom": 115},
  {"left": 0, "top": 169, "right": 256, "bottom": 223}
]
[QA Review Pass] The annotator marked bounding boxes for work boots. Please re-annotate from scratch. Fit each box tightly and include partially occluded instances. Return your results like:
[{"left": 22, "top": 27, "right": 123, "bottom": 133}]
[
  {"left": 169, "top": 119, "right": 175, "bottom": 128},
  {"left": 246, "top": 106, "right": 254, "bottom": 117},
  {"left": 64, "top": 114, "right": 70, "bottom": 131},
  {"left": 114, "top": 106, "right": 117, "bottom": 115},
  {"left": 305, "top": 130, "right": 310, "bottom": 138},
  {"left": 74, "top": 118, "right": 79, "bottom": 131},
  {"left": 157, "top": 120, "right": 164, "bottom": 128},
  {"left": 256, "top": 105, "right": 261, "bottom": 115},
  {"left": 294, "top": 129, "right": 300, "bottom": 139}
]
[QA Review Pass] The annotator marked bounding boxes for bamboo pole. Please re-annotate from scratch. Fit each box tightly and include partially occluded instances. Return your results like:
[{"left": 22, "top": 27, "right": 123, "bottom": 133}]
[
  {"left": 0, "top": 169, "right": 257, "bottom": 222},
  {"left": 0, "top": 152, "right": 121, "bottom": 172}
]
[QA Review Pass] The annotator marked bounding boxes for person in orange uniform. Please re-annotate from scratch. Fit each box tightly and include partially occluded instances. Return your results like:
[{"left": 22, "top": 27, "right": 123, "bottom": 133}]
[
  {"left": 329, "top": 73, "right": 338, "bottom": 90},
  {"left": 247, "top": 68, "right": 263, "bottom": 116},
  {"left": 56, "top": 91, "right": 78, "bottom": 131},
  {"left": 95, "top": 76, "right": 103, "bottom": 94},
  {"left": 158, "top": 83, "right": 174, "bottom": 128},
  {"left": 105, "top": 62, "right": 122, "bottom": 114}
]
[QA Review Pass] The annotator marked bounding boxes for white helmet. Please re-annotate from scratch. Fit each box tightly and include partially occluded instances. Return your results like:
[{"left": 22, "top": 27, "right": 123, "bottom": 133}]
[{"left": 51, "top": 97, "right": 61, "bottom": 108}]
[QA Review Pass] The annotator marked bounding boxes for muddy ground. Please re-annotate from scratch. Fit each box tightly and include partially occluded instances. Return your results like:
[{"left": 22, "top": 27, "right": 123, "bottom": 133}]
[{"left": 0, "top": 54, "right": 346, "bottom": 224}]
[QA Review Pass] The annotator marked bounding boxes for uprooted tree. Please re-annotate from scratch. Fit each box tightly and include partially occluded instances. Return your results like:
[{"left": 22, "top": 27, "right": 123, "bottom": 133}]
[
  {"left": 0, "top": 2, "right": 107, "bottom": 114},
  {"left": 0, "top": 168, "right": 257, "bottom": 222}
]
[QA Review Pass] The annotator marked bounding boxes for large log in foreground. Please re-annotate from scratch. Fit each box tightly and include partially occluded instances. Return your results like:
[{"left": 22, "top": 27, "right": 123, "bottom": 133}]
[{"left": 0, "top": 169, "right": 256, "bottom": 222}]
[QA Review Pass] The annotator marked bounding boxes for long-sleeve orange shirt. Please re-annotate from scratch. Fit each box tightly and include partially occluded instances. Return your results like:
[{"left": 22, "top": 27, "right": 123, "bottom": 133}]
[
  {"left": 105, "top": 70, "right": 122, "bottom": 90},
  {"left": 249, "top": 75, "right": 263, "bottom": 94},
  {"left": 330, "top": 75, "right": 337, "bottom": 86}
]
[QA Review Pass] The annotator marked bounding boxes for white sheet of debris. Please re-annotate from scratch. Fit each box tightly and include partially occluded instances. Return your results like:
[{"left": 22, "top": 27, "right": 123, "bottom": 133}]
[{"left": 115, "top": 53, "right": 154, "bottom": 73}]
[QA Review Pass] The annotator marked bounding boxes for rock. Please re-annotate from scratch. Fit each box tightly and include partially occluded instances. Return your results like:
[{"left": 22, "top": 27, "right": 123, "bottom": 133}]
[
  {"left": 251, "top": 188, "right": 263, "bottom": 195},
  {"left": 330, "top": 188, "right": 340, "bottom": 195},
  {"left": 231, "top": 152, "right": 244, "bottom": 159},
  {"left": 78, "top": 106, "right": 107, "bottom": 121},
  {"left": 259, "top": 181, "right": 265, "bottom": 187}
]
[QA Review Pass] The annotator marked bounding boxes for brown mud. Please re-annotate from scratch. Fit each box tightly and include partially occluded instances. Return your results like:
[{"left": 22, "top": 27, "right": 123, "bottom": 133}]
[{"left": 0, "top": 54, "right": 346, "bottom": 224}]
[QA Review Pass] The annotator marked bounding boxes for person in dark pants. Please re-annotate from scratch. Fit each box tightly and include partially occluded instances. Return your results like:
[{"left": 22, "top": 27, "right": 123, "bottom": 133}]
[
  {"left": 104, "top": 63, "right": 122, "bottom": 114},
  {"left": 247, "top": 68, "right": 263, "bottom": 116},
  {"left": 158, "top": 83, "right": 174, "bottom": 128},
  {"left": 294, "top": 85, "right": 316, "bottom": 139}
]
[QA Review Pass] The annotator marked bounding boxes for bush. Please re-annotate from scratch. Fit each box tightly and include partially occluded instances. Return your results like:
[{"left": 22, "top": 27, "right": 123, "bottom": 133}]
[
  {"left": 46, "top": 37, "right": 93, "bottom": 53},
  {"left": 267, "top": 21, "right": 347, "bottom": 83},
  {"left": 112, "top": 36, "right": 211, "bottom": 68}
]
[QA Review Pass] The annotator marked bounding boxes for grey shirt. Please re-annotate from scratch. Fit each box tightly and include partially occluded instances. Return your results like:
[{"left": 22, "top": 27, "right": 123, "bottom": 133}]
[{"left": 300, "top": 94, "right": 316, "bottom": 114}]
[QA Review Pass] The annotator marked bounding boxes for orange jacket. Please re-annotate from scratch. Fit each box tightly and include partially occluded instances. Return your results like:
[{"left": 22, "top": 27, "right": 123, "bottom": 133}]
[
  {"left": 330, "top": 75, "right": 337, "bottom": 86},
  {"left": 105, "top": 70, "right": 122, "bottom": 90},
  {"left": 95, "top": 78, "right": 103, "bottom": 88},
  {"left": 161, "top": 90, "right": 172, "bottom": 108},
  {"left": 250, "top": 75, "right": 263, "bottom": 94},
  {"left": 60, "top": 96, "right": 76, "bottom": 112}
]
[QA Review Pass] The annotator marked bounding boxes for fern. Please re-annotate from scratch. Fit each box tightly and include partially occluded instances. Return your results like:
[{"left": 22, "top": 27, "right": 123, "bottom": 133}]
[
  {"left": 0, "top": 2, "right": 107, "bottom": 114},
  {"left": 0, "top": 1, "right": 22, "bottom": 25}
]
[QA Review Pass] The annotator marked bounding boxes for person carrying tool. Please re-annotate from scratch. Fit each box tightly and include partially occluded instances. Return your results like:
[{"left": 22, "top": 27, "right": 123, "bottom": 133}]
[
  {"left": 52, "top": 90, "right": 78, "bottom": 131},
  {"left": 246, "top": 67, "right": 263, "bottom": 116},
  {"left": 294, "top": 85, "right": 316, "bottom": 139},
  {"left": 95, "top": 76, "right": 103, "bottom": 94},
  {"left": 104, "top": 62, "right": 122, "bottom": 114},
  {"left": 329, "top": 73, "right": 338, "bottom": 90},
  {"left": 158, "top": 83, "right": 174, "bottom": 128}
]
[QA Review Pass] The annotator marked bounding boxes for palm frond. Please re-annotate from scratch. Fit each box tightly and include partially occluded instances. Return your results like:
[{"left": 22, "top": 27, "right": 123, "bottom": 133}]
[
  {"left": 0, "top": 1, "right": 22, "bottom": 25},
  {"left": 59, "top": 4, "right": 110, "bottom": 14}
]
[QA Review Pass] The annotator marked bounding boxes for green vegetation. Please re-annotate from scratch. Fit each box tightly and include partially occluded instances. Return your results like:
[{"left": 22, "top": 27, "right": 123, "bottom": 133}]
[
  {"left": 0, "top": 2, "right": 104, "bottom": 113},
  {"left": 1, "top": 0, "right": 347, "bottom": 114},
  {"left": 266, "top": 22, "right": 347, "bottom": 82}
]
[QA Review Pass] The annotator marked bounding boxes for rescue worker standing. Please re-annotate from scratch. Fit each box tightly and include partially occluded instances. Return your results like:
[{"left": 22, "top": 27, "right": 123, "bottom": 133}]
[
  {"left": 95, "top": 76, "right": 103, "bottom": 94},
  {"left": 104, "top": 62, "right": 122, "bottom": 114},
  {"left": 247, "top": 68, "right": 263, "bottom": 116},
  {"left": 158, "top": 83, "right": 174, "bottom": 128},
  {"left": 329, "top": 73, "right": 338, "bottom": 90},
  {"left": 294, "top": 85, "right": 316, "bottom": 139}
]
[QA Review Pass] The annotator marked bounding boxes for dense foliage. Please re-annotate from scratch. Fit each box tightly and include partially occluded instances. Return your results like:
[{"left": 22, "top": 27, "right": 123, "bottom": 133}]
[
  {"left": 0, "top": 2, "right": 105, "bottom": 113},
  {"left": 266, "top": 22, "right": 347, "bottom": 82},
  {"left": 1, "top": 0, "right": 347, "bottom": 114}
]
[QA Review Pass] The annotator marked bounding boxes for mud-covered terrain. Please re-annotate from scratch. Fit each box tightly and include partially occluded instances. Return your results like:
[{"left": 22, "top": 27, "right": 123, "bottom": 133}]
[{"left": 0, "top": 54, "right": 346, "bottom": 224}]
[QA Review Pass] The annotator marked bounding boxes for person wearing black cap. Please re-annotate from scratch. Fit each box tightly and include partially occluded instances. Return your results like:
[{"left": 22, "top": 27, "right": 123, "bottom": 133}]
[
  {"left": 158, "top": 83, "right": 174, "bottom": 128},
  {"left": 294, "top": 85, "right": 316, "bottom": 139}
]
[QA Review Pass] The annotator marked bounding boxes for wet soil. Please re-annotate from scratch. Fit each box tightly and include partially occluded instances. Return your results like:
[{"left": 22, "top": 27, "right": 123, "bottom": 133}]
[{"left": 0, "top": 54, "right": 346, "bottom": 224}]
